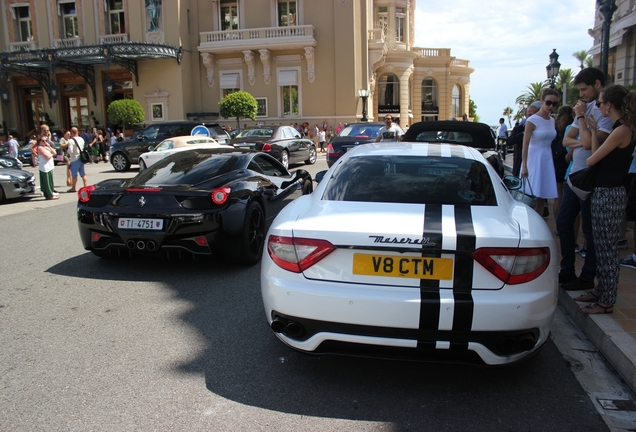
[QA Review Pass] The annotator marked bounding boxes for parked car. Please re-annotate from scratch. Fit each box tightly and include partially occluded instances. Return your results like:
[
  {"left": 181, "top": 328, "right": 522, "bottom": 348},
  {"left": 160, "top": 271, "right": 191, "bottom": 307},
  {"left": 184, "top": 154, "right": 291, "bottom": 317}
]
[
  {"left": 77, "top": 148, "right": 313, "bottom": 264},
  {"left": 18, "top": 143, "right": 35, "bottom": 166},
  {"left": 402, "top": 120, "right": 504, "bottom": 178},
  {"left": 230, "top": 125, "right": 317, "bottom": 169},
  {"left": 138, "top": 135, "right": 231, "bottom": 172},
  {"left": 0, "top": 165, "right": 38, "bottom": 203},
  {"left": 261, "top": 141, "right": 557, "bottom": 365},
  {"left": 109, "top": 121, "right": 230, "bottom": 172},
  {"left": 0, "top": 155, "right": 23, "bottom": 170},
  {"left": 326, "top": 122, "right": 400, "bottom": 167}
]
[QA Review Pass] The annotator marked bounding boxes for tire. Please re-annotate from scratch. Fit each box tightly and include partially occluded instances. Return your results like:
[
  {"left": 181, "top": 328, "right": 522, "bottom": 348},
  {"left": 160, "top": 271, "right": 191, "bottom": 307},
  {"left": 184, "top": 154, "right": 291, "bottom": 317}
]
[
  {"left": 0, "top": 185, "right": 5, "bottom": 203},
  {"left": 280, "top": 150, "right": 289, "bottom": 169},
  {"left": 304, "top": 145, "right": 317, "bottom": 165},
  {"left": 111, "top": 152, "right": 130, "bottom": 172},
  {"left": 139, "top": 159, "right": 147, "bottom": 173},
  {"left": 239, "top": 201, "right": 266, "bottom": 265}
]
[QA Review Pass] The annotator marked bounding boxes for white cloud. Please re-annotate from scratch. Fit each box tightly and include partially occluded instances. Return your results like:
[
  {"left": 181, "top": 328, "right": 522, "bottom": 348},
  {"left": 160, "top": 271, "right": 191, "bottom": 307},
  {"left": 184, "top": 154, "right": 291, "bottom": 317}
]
[{"left": 414, "top": 0, "right": 597, "bottom": 124}]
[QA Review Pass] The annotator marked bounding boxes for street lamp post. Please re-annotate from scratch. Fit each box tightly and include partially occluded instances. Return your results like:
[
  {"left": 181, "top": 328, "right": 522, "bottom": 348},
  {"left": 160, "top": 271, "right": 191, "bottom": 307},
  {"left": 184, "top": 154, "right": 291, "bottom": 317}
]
[
  {"left": 546, "top": 49, "right": 561, "bottom": 89},
  {"left": 598, "top": 0, "right": 617, "bottom": 80},
  {"left": 358, "top": 88, "right": 370, "bottom": 122}
]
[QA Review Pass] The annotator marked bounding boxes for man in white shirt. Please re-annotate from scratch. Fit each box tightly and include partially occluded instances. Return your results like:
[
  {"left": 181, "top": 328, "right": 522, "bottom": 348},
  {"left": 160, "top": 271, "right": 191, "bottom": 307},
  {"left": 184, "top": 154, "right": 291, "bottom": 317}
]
[
  {"left": 7, "top": 135, "right": 19, "bottom": 159},
  {"left": 375, "top": 115, "right": 402, "bottom": 142},
  {"left": 68, "top": 127, "right": 88, "bottom": 193}
]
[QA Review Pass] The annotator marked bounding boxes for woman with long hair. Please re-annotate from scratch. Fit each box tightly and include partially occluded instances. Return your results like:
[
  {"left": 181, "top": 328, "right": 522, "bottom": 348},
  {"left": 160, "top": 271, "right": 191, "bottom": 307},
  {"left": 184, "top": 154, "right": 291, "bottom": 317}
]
[
  {"left": 575, "top": 85, "right": 636, "bottom": 314},
  {"left": 520, "top": 88, "right": 560, "bottom": 216}
]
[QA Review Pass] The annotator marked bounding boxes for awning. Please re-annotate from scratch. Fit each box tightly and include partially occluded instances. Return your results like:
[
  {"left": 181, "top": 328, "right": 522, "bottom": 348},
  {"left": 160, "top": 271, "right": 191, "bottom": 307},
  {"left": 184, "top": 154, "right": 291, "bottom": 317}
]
[
  {"left": 277, "top": 70, "right": 298, "bottom": 86},
  {"left": 588, "top": 12, "right": 636, "bottom": 56},
  {"left": 0, "top": 42, "right": 182, "bottom": 106},
  {"left": 220, "top": 73, "right": 240, "bottom": 89}
]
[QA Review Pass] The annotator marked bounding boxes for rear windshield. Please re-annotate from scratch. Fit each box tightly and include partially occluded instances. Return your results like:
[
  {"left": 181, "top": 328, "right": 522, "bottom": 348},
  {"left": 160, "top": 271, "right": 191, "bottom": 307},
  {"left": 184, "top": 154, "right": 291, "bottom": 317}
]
[
  {"left": 130, "top": 150, "right": 240, "bottom": 187},
  {"left": 322, "top": 155, "right": 497, "bottom": 205},
  {"left": 338, "top": 124, "right": 382, "bottom": 138},
  {"left": 235, "top": 128, "right": 274, "bottom": 138}
]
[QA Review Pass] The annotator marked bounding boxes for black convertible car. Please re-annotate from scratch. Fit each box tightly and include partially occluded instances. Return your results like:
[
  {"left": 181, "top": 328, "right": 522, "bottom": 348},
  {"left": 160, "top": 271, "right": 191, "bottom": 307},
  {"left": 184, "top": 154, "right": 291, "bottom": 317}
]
[
  {"left": 230, "top": 125, "right": 316, "bottom": 169},
  {"left": 326, "top": 122, "right": 388, "bottom": 167},
  {"left": 401, "top": 121, "right": 505, "bottom": 178},
  {"left": 77, "top": 148, "right": 313, "bottom": 264}
]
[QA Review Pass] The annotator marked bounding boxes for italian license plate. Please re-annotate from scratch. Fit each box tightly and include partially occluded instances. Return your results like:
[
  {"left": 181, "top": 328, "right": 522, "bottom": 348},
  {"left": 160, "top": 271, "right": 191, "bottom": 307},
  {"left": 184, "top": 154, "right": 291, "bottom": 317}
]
[
  {"left": 118, "top": 218, "right": 163, "bottom": 230},
  {"left": 352, "top": 253, "right": 453, "bottom": 280}
]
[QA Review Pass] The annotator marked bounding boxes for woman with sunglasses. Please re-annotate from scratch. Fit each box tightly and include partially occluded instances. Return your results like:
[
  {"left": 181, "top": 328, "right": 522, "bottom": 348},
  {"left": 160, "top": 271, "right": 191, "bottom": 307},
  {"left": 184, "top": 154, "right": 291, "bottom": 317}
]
[
  {"left": 520, "top": 88, "right": 560, "bottom": 217},
  {"left": 36, "top": 134, "right": 59, "bottom": 200},
  {"left": 574, "top": 85, "right": 636, "bottom": 314}
]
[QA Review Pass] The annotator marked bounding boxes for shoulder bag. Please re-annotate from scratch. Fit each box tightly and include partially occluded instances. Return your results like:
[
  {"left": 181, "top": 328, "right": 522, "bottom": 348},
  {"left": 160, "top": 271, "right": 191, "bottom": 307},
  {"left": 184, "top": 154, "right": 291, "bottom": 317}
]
[
  {"left": 510, "top": 177, "right": 538, "bottom": 209},
  {"left": 567, "top": 164, "right": 599, "bottom": 201},
  {"left": 73, "top": 138, "right": 91, "bottom": 164}
]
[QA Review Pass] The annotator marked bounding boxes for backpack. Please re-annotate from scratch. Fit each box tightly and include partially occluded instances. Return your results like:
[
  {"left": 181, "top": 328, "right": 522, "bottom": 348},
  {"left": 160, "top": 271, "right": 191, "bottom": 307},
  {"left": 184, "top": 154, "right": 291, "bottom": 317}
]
[{"left": 73, "top": 138, "right": 91, "bottom": 164}]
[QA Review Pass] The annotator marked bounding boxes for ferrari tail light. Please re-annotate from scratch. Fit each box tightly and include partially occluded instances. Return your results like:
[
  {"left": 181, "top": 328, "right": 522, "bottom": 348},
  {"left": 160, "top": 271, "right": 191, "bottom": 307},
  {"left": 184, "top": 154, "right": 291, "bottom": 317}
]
[
  {"left": 472, "top": 247, "right": 550, "bottom": 285},
  {"left": 262, "top": 143, "right": 272, "bottom": 152},
  {"left": 268, "top": 235, "right": 335, "bottom": 273},
  {"left": 211, "top": 186, "right": 231, "bottom": 205},
  {"left": 78, "top": 185, "right": 96, "bottom": 203},
  {"left": 326, "top": 143, "right": 335, "bottom": 155}
]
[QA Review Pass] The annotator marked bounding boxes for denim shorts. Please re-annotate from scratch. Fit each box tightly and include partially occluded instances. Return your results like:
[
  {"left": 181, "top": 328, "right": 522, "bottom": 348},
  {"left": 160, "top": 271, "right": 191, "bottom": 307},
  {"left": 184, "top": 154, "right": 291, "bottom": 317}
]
[{"left": 70, "top": 159, "right": 85, "bottom": 178}]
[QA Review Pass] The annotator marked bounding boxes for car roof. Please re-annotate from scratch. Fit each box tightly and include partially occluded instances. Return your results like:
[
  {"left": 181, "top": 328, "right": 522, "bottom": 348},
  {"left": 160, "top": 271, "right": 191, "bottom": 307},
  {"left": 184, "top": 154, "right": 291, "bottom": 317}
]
[
  {"left": 402, "top": 121, "right": 496, "bottom": 149},
  {"left": 160, "top": 135, "right": 219, "bottom": 146}
]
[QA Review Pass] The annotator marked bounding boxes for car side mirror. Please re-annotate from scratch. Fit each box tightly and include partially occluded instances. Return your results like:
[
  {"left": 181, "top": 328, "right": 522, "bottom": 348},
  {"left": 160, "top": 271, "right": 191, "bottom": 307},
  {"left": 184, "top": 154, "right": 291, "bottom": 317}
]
[
  {"left": 138, "top": 135, "right": 146, "bottom": 141},
  {"left": 315, "top": 170, "right": 327, "bottom": 184},
  {"left": 280, "top": 169, "right": 309, "bottom": 189},
  {"left": 503, "top": 175, "right": 521, "bottom": 191},
  {"left": 148, "top": 145, "right": 154, "bottom": 152}
]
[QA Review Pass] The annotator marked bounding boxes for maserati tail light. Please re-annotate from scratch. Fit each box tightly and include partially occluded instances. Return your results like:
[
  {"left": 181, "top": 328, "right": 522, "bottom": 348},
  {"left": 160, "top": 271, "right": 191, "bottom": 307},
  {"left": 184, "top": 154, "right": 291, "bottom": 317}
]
[
  {"left": 472, "top": 247, "right": 550, "bottom": 285},
  {"left": 268, "top": 235, "right": 335, "bottom": 273},
  {"left": 78, "top": 185, "right": 96, "bottom": 203}
]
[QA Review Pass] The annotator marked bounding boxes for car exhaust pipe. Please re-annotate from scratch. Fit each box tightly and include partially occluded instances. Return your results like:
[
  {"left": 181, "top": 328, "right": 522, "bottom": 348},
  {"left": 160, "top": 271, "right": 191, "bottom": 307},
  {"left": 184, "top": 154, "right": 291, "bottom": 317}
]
[
  {"left": 137, "top": 240, "right": 146, "bottom": 250},
  {"left": 518, "top": 334, "right": 536, "bottom": 351},
  {"left": 499, "top": 337, "right": 518, "bottom": 354},
  {"left": 271, "top": 318, "right": 286, "bottom": 333},
  {"left": 285, "top": 321, "right": 304, "bottom": 338},
  {"left": 146, "top": 241, "right": 157, "bottom": 251},
  {"left": 127, "top": 240, "right": 136, "bottom": 250}
]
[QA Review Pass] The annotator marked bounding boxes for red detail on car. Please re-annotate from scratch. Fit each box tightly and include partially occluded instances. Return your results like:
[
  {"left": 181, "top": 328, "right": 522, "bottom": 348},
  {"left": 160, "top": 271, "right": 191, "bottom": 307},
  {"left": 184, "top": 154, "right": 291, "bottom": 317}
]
[
  {"left": 211, "top": 186, "right": 231, "bottom": 205},
  {"left": 78, "top": 185, "right": 96, "bottom": 203},
  {"left": 267, "top": 235, "right": 336, "bottom": 273},
  {"left": 261, "top": 143, "right": 272, "bottom": 152},
  {"left": 91, "top": 232, "right": 101, "bottom": 242},
  {"left": 472, "top": 247, "right": 550, "bottom": 285},
  {"left": 194, "top": 236, "right": 208, "bottom": 246}
]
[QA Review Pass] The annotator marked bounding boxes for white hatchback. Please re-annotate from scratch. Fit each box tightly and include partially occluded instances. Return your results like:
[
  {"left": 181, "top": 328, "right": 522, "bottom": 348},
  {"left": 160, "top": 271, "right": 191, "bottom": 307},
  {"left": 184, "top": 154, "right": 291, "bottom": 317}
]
[
  {"left": 138, "top": 135, "right": 232, "bottom": 172},
  {"left": 261, "top": 142, "right": 558, "bottom": 366}
]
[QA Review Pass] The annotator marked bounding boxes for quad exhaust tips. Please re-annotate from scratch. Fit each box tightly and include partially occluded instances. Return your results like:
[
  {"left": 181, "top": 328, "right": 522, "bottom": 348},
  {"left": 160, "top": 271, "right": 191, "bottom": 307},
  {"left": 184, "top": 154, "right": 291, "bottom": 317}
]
[{"left": 126, "top": 239, "right": 157, "bottom": 251}]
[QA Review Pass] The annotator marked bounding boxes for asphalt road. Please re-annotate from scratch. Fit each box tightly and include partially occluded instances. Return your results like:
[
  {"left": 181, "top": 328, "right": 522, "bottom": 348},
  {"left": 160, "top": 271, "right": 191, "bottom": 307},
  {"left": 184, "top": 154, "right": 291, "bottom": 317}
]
[{"left": 0, "top": 155, "right": 612, "bottom": 431}]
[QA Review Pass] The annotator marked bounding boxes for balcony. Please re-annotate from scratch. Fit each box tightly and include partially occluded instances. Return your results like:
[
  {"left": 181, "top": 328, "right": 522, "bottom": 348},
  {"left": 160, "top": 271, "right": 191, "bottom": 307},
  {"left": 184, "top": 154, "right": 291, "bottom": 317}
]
[
  {"left": 199, "top": 25, "right": 316, "bottom": 54},
  {"left": 99, "top": 34, "right": 129, "bottom": 44},
  {"left": 53, "top": 38, "right": 83, "bottom": 48},
  {"left": 9, "top": 40, "right": 38, "bottom": 52}
]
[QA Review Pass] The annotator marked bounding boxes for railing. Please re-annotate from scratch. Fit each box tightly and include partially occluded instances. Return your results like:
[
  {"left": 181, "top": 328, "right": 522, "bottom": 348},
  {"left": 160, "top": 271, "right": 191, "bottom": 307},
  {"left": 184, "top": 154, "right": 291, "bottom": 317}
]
[
  {"left": 99, "top": 33, "right": 129, "bottom": 44},
  {"left": 200, "top": 25, "right": 314, "bottom": 44},
  {"left": 9, "top": 40, "right": 38, "bottom": 52},
  {"left": 453, "top": 59, "right": 470, "bottom": 67},
  {"left": 53, "top": 38, "right": 83, "bottom": 48},
  {"left": 414, "top": 48, "right": 451, "bottom": 57},
  {"left": 368, "top": 28, "right": 384, "bottom": 42}
]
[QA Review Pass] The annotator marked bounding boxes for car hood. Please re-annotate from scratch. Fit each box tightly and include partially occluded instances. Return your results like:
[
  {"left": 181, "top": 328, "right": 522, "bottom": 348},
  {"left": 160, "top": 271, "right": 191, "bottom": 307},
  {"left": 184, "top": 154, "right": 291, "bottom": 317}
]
[{"left": 0, "top": 167, "right": 33, "bottom": 179}]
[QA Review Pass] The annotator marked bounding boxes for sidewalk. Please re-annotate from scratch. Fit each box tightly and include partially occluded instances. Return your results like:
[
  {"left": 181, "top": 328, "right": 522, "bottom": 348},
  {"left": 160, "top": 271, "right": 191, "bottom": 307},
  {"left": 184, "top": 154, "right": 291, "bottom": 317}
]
[{"left": 503, "top": 152, "right": 636, "bottom": 393}]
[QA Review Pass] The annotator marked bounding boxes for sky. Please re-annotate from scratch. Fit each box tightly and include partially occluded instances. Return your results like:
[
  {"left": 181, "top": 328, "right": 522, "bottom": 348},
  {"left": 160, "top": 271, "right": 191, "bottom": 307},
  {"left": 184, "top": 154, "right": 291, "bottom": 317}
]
[{"left": 413, "top": 0, "right": 598, "bottom": 126}]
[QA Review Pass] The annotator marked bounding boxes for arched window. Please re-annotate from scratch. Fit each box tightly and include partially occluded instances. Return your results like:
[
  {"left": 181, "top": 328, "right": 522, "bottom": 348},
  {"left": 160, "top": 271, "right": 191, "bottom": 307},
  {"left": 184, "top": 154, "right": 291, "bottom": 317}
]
[
  {"left": 452, "top": 84, "right": 461, "bottom": 118},
  {"left": 421, "top": 78, "right": 438, "bottom": 107},
  {"left": 378, "top": 73, "right": 399, "bottom": 107}
]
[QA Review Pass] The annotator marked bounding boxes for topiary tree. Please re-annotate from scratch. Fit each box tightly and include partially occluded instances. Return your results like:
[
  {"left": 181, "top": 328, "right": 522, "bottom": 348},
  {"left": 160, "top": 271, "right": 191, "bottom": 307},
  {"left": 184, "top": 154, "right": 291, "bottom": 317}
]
[
  {"left": 219, "top": 91, "right": 258, "bottom": 131},
  {"left": 107, "top": 99, "right": 145, "bottom": 136}
]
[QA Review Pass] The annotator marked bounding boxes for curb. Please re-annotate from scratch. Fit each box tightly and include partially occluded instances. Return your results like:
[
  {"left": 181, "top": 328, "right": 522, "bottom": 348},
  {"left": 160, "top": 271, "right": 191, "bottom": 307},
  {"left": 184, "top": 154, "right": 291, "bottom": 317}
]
[{"left": 559, "top": 289, "right": 636, "bottom": 394}]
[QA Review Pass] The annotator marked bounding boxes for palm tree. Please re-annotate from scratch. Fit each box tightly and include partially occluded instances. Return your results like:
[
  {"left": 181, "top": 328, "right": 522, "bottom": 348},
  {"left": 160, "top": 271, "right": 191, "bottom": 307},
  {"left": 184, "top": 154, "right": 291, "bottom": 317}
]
[
  {"left": 585, "top": 57, "right": 594, "bottom": 68},
  {"left": 572, "top": 50, "right": 589, "bottom": 70},
  {"left": 502, "top": 106, "right": 514, "bottom": 127},
  {"left": 515, "top": 82, "right": 547, "bottom": 107},
  {"left": 557, "top": 68, "right": 576, "bottom": 106}
]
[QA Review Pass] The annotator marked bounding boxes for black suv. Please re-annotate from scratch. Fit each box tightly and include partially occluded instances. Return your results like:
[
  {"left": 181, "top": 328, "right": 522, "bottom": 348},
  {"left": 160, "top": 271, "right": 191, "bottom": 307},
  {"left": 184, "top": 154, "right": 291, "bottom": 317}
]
[{"left": 109, "top": 121, "right": 230, "bottom": 172}]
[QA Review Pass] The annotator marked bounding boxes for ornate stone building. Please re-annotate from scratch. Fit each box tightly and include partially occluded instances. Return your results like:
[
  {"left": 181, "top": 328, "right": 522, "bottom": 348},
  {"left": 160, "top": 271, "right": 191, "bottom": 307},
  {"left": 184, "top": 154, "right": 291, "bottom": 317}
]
[{"left": 0, "top": 0, "right": 473, "bottom": 139}]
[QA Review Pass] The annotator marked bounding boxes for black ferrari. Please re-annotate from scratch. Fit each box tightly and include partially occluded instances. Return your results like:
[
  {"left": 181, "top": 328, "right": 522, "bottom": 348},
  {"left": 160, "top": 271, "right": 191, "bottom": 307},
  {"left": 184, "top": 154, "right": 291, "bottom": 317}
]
[{"left": 77, "top": 148, "right": 313, "bottom": 264}]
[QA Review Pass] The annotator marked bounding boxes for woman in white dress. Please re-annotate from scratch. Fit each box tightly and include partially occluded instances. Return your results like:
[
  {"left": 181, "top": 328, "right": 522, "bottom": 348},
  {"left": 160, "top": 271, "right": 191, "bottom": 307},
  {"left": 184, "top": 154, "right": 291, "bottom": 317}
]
[{"left": 520, "top": 88, "right": 559, "bottom": 216}]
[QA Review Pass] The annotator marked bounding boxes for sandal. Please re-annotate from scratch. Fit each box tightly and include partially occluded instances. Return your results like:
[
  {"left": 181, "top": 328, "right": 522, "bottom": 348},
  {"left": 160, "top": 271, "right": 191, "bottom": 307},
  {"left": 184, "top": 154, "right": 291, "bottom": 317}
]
[
  {"left": 573, "top": 291, "right": 600, "bottom": 302},
  {"left": 580, "top": 302, "right": 613, "bottom": 314}
]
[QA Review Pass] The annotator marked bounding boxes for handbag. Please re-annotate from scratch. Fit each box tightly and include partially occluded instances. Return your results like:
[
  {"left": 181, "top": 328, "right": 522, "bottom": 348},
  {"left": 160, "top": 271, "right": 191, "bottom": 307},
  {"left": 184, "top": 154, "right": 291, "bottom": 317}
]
[
  {"left": 510, "top": 177, "right": 538, "bottom": 209},
  {"left": 567, "top": 165, "right": 599, "bottom": 201}
]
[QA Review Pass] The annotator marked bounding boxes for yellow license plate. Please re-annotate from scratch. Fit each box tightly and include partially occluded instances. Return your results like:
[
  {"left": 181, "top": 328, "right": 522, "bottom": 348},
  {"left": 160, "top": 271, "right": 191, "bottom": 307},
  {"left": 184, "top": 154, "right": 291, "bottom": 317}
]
[{"left": 352, "top": 253, "right": 453, "bottom": 280}]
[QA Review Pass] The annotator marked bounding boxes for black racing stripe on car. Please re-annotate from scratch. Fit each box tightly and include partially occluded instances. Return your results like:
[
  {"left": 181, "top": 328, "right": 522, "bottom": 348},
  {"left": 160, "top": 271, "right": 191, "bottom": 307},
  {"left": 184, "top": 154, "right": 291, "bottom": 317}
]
[
  {"left": 418, "top": 204, "right": 443, "bottom": 333},
  {"left": 450, "top": 145, "right": 465, "bottom": 158},
  {"left": 427, "top": 144, "right": 442, "bottom": 157},
  {"left": 452, "top": 205, "right": 476, "bottom": 332}
]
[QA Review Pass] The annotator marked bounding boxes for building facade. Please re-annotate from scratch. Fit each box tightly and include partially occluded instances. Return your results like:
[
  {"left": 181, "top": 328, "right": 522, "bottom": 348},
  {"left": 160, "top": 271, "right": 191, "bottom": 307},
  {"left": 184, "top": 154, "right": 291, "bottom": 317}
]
[
  {"left": 0, "top": 0, "right": 473, "bottom": 140},
  {"left": 588, "top": 0, "right": 636, "bottom": 86}
]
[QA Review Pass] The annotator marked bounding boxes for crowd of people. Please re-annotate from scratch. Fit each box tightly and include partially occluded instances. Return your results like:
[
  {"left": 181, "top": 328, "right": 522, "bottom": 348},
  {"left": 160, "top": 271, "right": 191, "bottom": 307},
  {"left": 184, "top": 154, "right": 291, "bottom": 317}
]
[{"left": 510, "top": 67, "right": 636, "bottom": 315}]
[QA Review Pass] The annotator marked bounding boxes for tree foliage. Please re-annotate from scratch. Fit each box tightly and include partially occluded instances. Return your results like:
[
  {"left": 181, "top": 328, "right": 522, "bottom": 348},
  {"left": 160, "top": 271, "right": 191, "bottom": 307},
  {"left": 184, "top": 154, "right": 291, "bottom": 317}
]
[
  {"left": 107, "top": 99, "right": 145, "bottom": 134},
  {"left": 469, "top": 98, "right": 480, "bottom": 122},
  {"left": 502, "top": 106, "right": 514, "bottom": 127},
  {"left": 572, "top": 50, "right": 590, "bottom": 70},
  {"left": 516, "top": 82, "right": 547, "bottom": 107},
  {"left": 219, "top": 91, "right": 258, "bottom": 130}
]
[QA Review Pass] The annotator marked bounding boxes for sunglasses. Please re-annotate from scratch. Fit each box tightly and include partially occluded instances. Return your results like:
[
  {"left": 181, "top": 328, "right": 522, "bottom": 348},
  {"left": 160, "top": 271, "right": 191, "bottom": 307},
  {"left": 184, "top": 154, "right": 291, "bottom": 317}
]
[
  {"left": 544, "top": 100, "right": 558, "bottom": 107},
  {"left": 384, "top": 118, "right": 393, "bottom": 122},
  {"left": 595, "top": 100, "right": 606, "bottom": 108}
]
